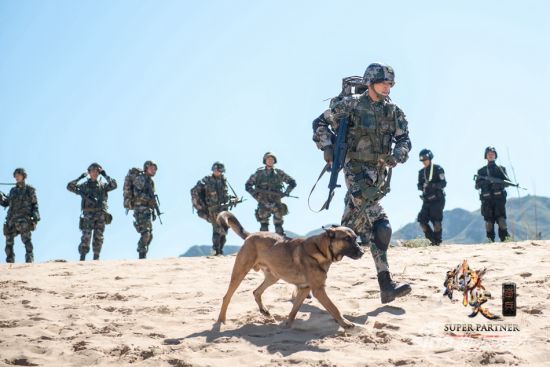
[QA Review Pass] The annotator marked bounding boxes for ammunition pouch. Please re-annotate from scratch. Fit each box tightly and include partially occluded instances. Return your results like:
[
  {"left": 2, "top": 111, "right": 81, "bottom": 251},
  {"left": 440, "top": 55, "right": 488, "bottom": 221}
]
[
  {"left": 104, "top": 212, "right": 113, "bottom": 225},
  {"left": 347, "top": 152, "right": 389, "bottom": 163}
]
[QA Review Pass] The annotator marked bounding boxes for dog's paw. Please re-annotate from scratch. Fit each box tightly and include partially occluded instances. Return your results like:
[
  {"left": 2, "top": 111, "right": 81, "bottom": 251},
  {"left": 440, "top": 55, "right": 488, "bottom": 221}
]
[
  {"left": 340, "top": 319, "right": 355, "bottom": 329},
  {"left": 259, "top": 308, "right": 271, "bottom": 317},
  {"left": 281, "top": 320, "right": 293, "bottom": 329}
]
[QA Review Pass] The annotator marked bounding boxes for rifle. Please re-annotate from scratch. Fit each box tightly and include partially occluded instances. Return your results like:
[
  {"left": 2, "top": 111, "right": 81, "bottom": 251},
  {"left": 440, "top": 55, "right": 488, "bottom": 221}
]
[
  {"left": 324, "top": 116, "right": 350, "bottom": 210},
  {"left": 254, "top": 189, "right": 299, "bottom": 199},
  {"left": 0, "top": 182, "right": 16, "bottom": 186},
  {"left": 212, "top": 196, "right": 246, "bottom": 211},
  {"left": 474, "top": 175, "right": 526, "bottom": 190},
  {"left": 153, "top": 194, "right": 163, "bottom": 224}
]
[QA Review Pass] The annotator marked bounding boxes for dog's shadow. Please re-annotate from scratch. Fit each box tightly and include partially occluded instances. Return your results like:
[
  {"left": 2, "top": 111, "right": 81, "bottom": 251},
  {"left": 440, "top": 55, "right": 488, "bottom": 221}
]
[{"left": 167, "top": 304, "right": 406, "bottom": 356}]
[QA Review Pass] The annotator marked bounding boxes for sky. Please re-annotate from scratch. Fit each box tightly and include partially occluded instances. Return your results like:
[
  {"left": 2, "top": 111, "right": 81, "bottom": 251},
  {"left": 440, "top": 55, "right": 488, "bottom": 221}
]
[{"left": 1, "top": 0, "right": 549, "bottom": 262}]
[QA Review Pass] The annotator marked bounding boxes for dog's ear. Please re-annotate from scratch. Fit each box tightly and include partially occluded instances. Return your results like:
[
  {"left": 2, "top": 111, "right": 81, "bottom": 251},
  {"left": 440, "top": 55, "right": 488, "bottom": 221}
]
[{"left": 324, "top": 227, "right": 336, "bottom": 238}]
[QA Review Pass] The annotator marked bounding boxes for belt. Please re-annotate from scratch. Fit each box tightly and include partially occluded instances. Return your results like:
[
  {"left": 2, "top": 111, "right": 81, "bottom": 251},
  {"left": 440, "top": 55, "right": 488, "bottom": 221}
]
[{"left": 347, "top": 152, "right": 389, "bottom": 162}]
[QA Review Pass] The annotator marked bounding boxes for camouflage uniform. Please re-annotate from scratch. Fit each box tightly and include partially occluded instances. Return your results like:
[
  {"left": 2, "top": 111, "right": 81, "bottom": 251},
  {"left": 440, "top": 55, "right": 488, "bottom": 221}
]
[
  {"left": 0, "top": 178, "right": 40, "bottom": 263},
  {"left": 67, "top": 172, "right": 117, "bottom": 260},
  {"left": 312, "top": 65, "right": 411, "bottom": 304},
  {"left": 191, "top": 173, "right": 230, "bottom": 254},
  {"left": 245, "top": 163, "right": 296, "bottom": 234},
  {"left": 131, "top": 172, "right": 158, "bottom": 258}
]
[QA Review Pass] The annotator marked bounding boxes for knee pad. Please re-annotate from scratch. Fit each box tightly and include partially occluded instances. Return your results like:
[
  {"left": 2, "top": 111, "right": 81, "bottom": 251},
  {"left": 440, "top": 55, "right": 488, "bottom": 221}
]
[
  {"left": 433, "top": 221, "right": 442, "bottom": 232},
  {"left": 373, "top": 219, "right": 392, "bottom": 252}
]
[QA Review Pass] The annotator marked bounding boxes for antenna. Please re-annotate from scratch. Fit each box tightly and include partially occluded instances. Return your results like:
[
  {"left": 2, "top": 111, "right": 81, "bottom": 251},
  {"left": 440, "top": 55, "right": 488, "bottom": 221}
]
[{"left": 506, "top": 147, "right": 520, "bottom": 240}]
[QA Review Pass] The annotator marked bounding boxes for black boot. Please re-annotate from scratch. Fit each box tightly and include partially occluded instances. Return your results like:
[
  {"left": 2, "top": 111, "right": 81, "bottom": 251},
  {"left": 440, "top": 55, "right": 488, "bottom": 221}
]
[
  {"left": 377, "top": 271, "right": 412, "bottom": 304},
  {"left": 486, "top": 231, "right": 495, "bottom": 242},
  {"left": 79, "top": 254, "right": 86, "bottom": 261},
  {"left": 93, "top": 253, "right": 100, "bottom": 260},
  {"left": 498, "top": 229, "right": 509, "bottom": 242},
  {"left": 6, "top": 256, "right": 14, "bottom": 263},
  {"left": 139, "top": 252, "right": 146, "bottom": 259},
  {"left": 260, "top": 223, "right": 269, "bottom": 232},
  {"left": 274, "top": 224, "right": 285, "bottom": 236},
  {"left": 25, "top": 253, "right": 34, "bottom": 263},
  {"left": 432, "top": 231, "right": 442, "bottom": 246}
]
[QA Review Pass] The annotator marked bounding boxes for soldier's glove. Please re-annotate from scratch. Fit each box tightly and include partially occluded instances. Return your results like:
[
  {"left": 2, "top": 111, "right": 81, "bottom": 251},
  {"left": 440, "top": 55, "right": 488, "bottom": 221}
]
[
  {"left": 32, "top": 212, "right": 40, "bottom": 222},
  {"left": 101, "top": 170, "right": 107, "bottom": 177},
  {"left": 385, "top": 155, "right": 398, "bottom": 168},
  {"left": 78, "top": 172, "right": 87, "bottom": 180},
  {"left": 323, "top": 146, "right": 334, "bottom": 164},
  {"left": 283, "top": 188, "right": 292, "bottom": 196}
]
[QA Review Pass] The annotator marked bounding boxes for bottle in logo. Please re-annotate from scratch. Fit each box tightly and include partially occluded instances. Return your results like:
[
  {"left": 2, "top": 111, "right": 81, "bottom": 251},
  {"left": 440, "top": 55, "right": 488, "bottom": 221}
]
[{"left": 502, "top": 282, "right": 517, "bottom": 317}]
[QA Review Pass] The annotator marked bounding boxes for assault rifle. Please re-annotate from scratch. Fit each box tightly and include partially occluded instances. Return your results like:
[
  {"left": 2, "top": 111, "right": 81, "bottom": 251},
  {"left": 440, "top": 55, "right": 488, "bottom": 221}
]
[
  {"left": 153, "top": 194, "right": 163, "bottom": 224},
  {"left": 254, "top": 189, "right": 299, "bottom": 199},
  {"left": 323, "top": 117, "right": 349, "bottom": 210},
  {"left": 474, "top": 175, "right": 526, "bottom": 190}
]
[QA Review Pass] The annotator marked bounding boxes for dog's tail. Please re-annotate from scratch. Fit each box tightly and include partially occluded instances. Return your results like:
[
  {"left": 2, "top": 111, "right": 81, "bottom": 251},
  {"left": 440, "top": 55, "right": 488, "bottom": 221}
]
[{"left": 217, "top": 211, "right": 250, "bottom": 240}]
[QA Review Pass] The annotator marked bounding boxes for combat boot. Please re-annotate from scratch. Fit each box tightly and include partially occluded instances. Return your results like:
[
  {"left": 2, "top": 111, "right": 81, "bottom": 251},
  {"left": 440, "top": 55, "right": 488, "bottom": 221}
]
[
  {"left": 377, "top": 271, "right": 412, "bottom": 304},
  {"left": 79, "top": 254, "right": 86, "bottom": 261},
  {"left": 93, "top": 253, "right": 100, "bottom": 260},
  {"left": 6, "top": 256, "right": 15, "bottom": 263},
  {"left": 274, "top": 224, "right": 285, "bottom": 236},
  {"left": 25, "top": 252, "right": 34, "bottom": 263},
  {"left": 139, "top": 252, "right": 147, "bottom": 259},
  {"left": 260, "top": 223, "right": 269, "bottom": 232},
  {"left": 498, "top": 229, "right": 510, "bottom": 242}
]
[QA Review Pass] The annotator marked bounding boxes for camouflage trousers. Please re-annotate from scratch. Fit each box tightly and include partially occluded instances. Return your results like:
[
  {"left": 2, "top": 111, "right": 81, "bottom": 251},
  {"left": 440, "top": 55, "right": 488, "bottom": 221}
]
[
  {"left": 4, "top": 218, "right": 35, "bottom": 263},
  {"left": 134, "top": 207, "right": 153, "bottom": 255},
  {"left": 78, "top": 211, "right": 106, "bottom": 256},
  {"left": 255, "top": 201, "right": 288, "bottom": 225},
  {"left": 341, "top": 162, "right": 390, "bottom": 274}
]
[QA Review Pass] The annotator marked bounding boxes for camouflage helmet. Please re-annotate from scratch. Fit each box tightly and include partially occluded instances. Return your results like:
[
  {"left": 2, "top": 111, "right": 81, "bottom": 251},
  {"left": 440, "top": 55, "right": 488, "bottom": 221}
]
[
  {"left": 13, "top": 168, "right": 27, "bottom": 179},
  {"left": 419, "top": 149, "right": 434, "bottom": 161},
  {"left": 211, "top": 161, "right": 225, "bottom": 173},
  {"left": 484, "top": 146, "right": 497, "bottom": 159},
  {"left": 143, "top": 160, "right": 158, "bottom": 171},
  {"left": 263, "top": 152, "right": 277, "bottom": 164},
  {"left": 87, "top": 162, "right": 102, "bottom": 172},
  {"left": 363, "top": 63, "right": 395, "bottom": 86}
]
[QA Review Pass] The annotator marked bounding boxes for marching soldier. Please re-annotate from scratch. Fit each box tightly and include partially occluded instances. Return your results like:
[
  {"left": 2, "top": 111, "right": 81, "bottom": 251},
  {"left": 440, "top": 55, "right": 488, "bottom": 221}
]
[
  {"left": 67, "top": 163, "right": 117, "bottom": 261},
  {"left": 416, "top": 149, "right": 446, "bottom": 245},
  {"left": 475, "top": 147, "right": 511, "bottom": 242},
  {"left": 0, "top": 168, "right": 40, "bottom": 263},
  {"left": 245, "top": 152, "right": 296, "bottom": 235}
]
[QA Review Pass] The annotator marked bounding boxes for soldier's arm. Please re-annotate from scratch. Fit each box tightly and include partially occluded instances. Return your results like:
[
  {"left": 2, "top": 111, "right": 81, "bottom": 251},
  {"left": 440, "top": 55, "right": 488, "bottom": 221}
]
[
  {"left": 281, "top": 170, "right": 297, "bottom": 193},
  {"left": 30, "top": 187, "right": 40, "bottom": 222},
  {"left": 417, "top": 170, "right": 424, "bottom": 191},
  {"left": 312, "top": 110, "right": 336, "bottom": 151},
  {"left": 105, "top": 176, "right": 118, "bottom": 192},
  {"left": 245, "top": 174, "right": 257, "bottom": 196},
  {"left": 430, "top": 166, "right": 447, "bottom": 189},
  {"left": 475, "top": 168, "right": 485, "bottom": 190},
  {"left": 392, "top": 106, "right": 411, "bottom": 163},
  {"left": 67, "top": 173, "right": 86, "bottom": 193}
]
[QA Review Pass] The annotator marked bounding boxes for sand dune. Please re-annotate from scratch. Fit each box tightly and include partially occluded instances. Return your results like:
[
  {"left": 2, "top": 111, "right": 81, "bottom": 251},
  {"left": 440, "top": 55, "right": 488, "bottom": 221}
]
[{"left": 0, "top": 240, "right": 549, "bottom": 366}]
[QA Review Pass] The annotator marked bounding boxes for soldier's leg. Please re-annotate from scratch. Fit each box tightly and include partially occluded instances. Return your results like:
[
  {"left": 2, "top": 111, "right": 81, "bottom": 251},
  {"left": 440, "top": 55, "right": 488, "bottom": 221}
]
[
  {"left": 255, "top": 204, "right": 270, "bottom": 232},
  {"left": 481, "top": 200, "right": 496, "bottom": 242},
  {"left": 417, "top": 203, "right": 434, "bottom": 242},
  {"left": 134, "top": 208, "right": 153, "bottom": 259},
  {"left": 92, "top": 215, "right": 106, "bottom": 260},
  {"left": 79, "top": 230, "right": 92, "bottom": 261},
  {"left": 430, "top": 198, "right": 445, "bottom": 245},
  {"left": 273, "top": 203, "right": 288, "bottom": 236},
  {"left": 212, "top": 218, "right": 227, "bottom": 255},
  {"left": 4, "top": 227, "right": 15, "bottom": 263},
  {"left": 495, "top": 197, "right": 509, "bottom": 241},
  {"left": 21, "top": 231, "right": 34, "bottom": 263}
]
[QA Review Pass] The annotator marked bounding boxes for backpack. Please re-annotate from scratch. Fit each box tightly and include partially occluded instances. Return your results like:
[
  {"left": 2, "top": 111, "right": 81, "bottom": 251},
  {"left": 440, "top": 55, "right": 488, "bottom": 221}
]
[
  {"left": 190, "top": 180, "right": 206, "bottom": 213},
  {"left": 123, "top": 168, "right": 143, "bottom": 210}
]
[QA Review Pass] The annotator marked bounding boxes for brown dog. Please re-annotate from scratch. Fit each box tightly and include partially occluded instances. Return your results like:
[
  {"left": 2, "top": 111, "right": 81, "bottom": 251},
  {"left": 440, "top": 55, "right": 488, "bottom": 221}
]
[{"left": 216, "top": 211, "right": 364, "bottom": 329}]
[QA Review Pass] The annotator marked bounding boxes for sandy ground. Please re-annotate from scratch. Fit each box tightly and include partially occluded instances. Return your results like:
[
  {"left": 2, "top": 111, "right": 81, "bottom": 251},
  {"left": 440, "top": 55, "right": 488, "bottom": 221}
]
[{"left": 0, "top": 240, "right": 549, "bottom": 367}]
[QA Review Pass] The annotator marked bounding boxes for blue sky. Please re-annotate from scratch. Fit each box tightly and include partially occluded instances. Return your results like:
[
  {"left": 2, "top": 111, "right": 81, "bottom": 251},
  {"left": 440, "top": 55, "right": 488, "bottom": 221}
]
[{"left": 1, "top": 1, "right": 548, "bottom": 261}]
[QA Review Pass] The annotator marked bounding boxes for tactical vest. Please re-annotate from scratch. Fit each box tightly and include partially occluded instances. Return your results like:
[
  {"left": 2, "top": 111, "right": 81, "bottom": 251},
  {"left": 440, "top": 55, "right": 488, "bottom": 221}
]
[
  {"left": 203, "top": 175, "right": 229, "bottom": 208},
  {"left": 253, "top": 168, "right": 284, "bottom": 192},
  {"left": 346, "top": 96, "right": 398, "bottom": 162},
  {"left": 7, "top": 185, "right": 35, "bottom": 219},
  {"left": 80, "top": 180, "right": 109, "bottom": 211},
  {"left": 133, "top": 175, "right": 156, "bottom": 207}
]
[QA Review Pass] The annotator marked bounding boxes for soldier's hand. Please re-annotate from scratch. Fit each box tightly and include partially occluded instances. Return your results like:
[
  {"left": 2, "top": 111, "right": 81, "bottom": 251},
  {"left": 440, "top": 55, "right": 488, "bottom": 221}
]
[
  {"left": 385, "top": 155, "right": 398, "bottom": 168},
  {"left": 79, "top": 172, "right": 87, "bottom": 180},
  {"left": 323, "top": 146, "right": 334, "bottom": 165},
  {"left": 101, "top": 169, "right": 107, "bottom": 177}
]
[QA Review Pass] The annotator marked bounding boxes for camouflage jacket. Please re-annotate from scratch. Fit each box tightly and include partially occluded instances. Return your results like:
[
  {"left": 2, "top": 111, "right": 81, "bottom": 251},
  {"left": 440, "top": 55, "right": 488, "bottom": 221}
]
[
  {"left": 245, "top": 167, "right": 296, "bottom": 203},
  {"left": 192, "top": 175, "right": 229, "bottom": 212},
  {"left": 67, "top": 176, "right": 117, "bottom": 211},
  {"left": 0, "top": 182, "right": 40, "bottom": 222},
  {"left": 132, "top": 174, "right": 157, "bottom": 208},
  {"left": 312, "top": 93, "right": 411, "bottom": 165}
]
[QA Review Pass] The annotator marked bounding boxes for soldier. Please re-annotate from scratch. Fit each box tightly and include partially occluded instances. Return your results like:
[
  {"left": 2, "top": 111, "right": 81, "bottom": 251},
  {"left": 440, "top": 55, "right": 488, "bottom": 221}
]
[
  {"left": 475, "top": 147, "right": 511, "bottom": 242},
  {"left": 245, "top": 152, "right": 297, "bottom": 235},
  {"left": 312, "top": 63, "right": 412, "bottom": 303},
  {"left": 191, "top": 162, "right": 239, "bottom": 256},
  {"left": 67, "top": 163, "right": 117, "bottom": 261},
  {"left": 416, "top": 149, "right": 446, "bottom": 246},
  {"left": 0, "top": 168, "right": 40, "bottom": 263},
  {"left": 124, "top": 160, "right": 159, "bottom": 259}
]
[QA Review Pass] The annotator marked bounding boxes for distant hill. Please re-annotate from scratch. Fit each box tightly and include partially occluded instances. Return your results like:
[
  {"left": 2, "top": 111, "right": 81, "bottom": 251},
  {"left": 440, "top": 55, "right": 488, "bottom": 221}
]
[{"left": 393, "top": 195, "right": 550, "bottom": 244}]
